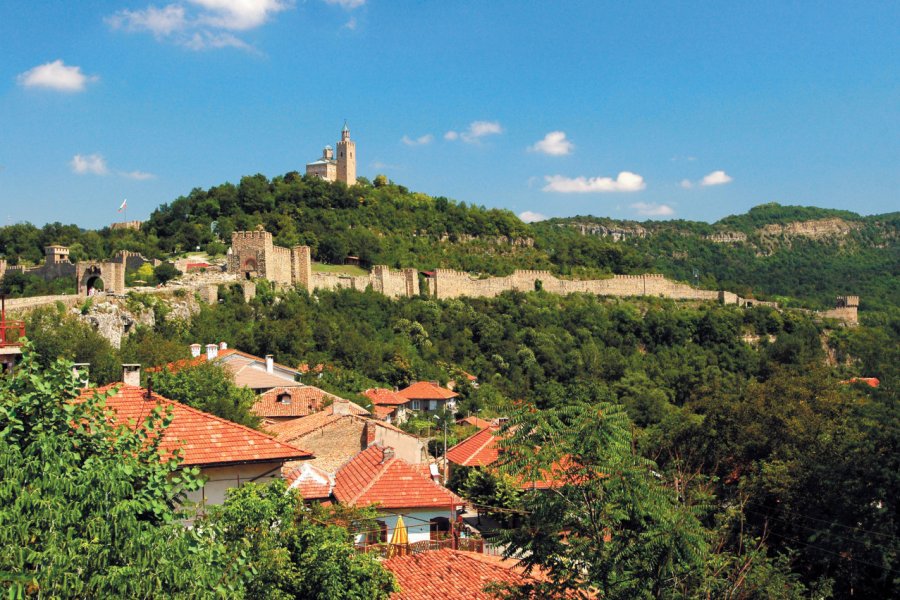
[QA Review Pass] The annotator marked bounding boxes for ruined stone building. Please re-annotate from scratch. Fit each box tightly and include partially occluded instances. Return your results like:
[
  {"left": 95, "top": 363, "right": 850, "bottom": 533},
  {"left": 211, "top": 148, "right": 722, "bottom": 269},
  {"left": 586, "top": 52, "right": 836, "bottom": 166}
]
[
  {"left": 0, "top": 245, "right": 144, "bottom": 296},
  {"left": 305, "top": 122, "right": 357, "bottom": 185}
]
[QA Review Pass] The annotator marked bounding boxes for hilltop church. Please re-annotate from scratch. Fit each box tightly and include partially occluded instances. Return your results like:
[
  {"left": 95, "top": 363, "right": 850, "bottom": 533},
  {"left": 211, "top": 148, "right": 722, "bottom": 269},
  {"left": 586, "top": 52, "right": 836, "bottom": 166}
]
[{"left": 305, "top": 122, "right": 357, "bottom": 185}]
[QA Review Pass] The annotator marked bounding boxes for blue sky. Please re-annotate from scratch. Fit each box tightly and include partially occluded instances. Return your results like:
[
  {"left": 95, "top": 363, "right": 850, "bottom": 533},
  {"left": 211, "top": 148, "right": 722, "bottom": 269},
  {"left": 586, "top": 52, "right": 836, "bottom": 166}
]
[{"left": 1, "top": 1, "right": 897, "bottom": 229}]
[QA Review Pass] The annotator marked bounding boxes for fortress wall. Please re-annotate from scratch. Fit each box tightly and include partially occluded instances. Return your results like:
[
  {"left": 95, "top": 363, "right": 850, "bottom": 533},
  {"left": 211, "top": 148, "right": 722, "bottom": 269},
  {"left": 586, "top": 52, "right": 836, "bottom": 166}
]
[
  {"left": 820, "top": 306, "right": 858, "bottom": 325},
  {"left": 429, "top": 269, "right": 731, "bottom": 303},
  {"left": 4, "top": 295, "right": 81, "bottom": 313},
  {"left": 292, "top": 246, "right": 312, "bottom": 291},
  {"left": 269, "top": 246, "right": 293, "bottom": 285}
]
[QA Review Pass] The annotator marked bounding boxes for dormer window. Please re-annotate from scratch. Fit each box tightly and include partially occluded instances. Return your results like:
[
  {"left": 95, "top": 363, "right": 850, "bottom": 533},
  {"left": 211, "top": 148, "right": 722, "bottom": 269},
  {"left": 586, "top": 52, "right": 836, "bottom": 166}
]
[{"left": 277, "top": 393, "right": 292, "bottom": 405}]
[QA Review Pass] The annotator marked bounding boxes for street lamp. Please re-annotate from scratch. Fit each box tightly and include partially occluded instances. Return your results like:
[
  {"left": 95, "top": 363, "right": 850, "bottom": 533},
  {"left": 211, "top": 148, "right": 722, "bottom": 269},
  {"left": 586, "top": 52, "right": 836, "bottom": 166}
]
[{"left": 434, "top": 413, "right": 448, "bottom": 484}]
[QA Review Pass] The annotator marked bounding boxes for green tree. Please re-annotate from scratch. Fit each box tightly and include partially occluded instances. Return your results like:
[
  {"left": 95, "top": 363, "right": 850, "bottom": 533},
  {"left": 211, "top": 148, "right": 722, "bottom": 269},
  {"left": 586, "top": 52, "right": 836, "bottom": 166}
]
[
  {"left": 0, "top": 346, "right": 245, "bottom": 598},
  {"left": 497, "top": 402, "right": 709, "bottom": 598},
  {"left": 210, "top": 480, "right": 397, "bottom": 600},
  {"left": 150, "top": 361, "right": 260, "bottom": 428},
  {"left": 154, "top": 262, "right": 180, "bottom": 284}
]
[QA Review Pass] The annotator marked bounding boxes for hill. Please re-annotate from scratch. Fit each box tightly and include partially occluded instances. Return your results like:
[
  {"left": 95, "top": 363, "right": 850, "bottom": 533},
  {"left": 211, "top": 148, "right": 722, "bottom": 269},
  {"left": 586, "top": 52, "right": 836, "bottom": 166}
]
[{"left": 2, "top": 173, "right": 897, "bottom": 310}]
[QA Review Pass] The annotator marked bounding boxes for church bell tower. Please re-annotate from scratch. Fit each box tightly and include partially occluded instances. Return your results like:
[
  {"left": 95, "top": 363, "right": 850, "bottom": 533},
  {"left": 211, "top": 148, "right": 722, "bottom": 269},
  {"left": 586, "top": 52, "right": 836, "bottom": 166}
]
[{"left": 336, "top": 121, "right": 356, "bottom": 185}]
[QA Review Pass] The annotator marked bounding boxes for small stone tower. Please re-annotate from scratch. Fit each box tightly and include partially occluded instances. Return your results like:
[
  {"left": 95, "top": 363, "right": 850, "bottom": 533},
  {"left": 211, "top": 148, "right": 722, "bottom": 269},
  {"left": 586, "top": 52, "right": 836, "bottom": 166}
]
[{"left": 336, "top": 121, "right": 356, "bottom": 185}]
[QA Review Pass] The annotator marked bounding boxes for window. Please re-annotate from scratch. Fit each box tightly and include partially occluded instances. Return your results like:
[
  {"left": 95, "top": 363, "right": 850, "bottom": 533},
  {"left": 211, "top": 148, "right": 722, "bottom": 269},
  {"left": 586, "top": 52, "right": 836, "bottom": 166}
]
[
  {"left": 277, "top": 393, "right": 291, "bottom": 405},
  {"left": 430, "top": 517, "right": 450, "bottom": 540}
]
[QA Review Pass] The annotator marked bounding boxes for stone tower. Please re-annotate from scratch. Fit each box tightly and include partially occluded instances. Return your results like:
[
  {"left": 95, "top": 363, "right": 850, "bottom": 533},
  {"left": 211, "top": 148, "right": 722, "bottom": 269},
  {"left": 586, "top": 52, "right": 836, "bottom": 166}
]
[{"left": 336, "top": 121, "right": 356, "bottom": 185}]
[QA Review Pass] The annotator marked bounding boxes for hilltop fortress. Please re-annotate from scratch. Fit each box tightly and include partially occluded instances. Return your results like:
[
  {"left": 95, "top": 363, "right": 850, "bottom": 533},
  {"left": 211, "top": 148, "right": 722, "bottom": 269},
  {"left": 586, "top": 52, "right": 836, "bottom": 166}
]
[
  {"left": 226, "top": 227, "right": 786, "bottom": 309},
  {"left": 305, "top": 122, "right": 356, "bottom": 185}
]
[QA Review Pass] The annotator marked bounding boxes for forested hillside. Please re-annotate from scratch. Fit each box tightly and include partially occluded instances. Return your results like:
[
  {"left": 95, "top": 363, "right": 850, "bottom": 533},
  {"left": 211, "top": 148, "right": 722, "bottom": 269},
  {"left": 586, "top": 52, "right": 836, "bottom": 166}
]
[{"left": 2, "top": 174, "right": 897, "bottom": 311}]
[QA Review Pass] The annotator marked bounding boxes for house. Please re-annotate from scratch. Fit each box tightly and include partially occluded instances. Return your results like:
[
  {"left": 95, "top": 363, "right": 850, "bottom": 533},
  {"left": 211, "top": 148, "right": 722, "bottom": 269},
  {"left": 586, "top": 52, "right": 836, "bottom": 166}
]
[
  {"left": 456, "top": 416, "right": 493, "bottom": 430},
  {"left": 252, "top": 385, "right": 348, "bottom": 423},
  {"left": 268, "top": 400, "right": 424, "bottom": 473},
  {"left": 447, "top": 426, "right": 570, "bottom": 491},
  {"left": 150, "top": 343, "right": 304, "bottom": 393},
  {"left": 396, "top": 381, "right": 459, "bottom": 414},
  {"left": 285, "top": 462, "right": 334, "bottom": 504},
  {"left": 332, "top": 445, "right": 463, "bottom": 546},
  {"left": 363, "top": 387, "right": 412, "bottom": 424},
  {"left": 80, "top": 371, "right": 312, "bottom": 506},
  {"left": 384, "top": 549, "right": 547, "bottom": 600}
]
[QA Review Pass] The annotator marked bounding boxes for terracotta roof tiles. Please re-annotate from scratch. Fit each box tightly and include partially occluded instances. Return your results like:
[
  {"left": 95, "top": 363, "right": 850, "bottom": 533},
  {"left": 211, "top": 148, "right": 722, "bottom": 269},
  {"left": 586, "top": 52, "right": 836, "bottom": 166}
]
[
  {"left": 80, "top": 384, "right": 312, "bottom": 467},
  {"left": 396, "top": 381, "right": 459, "bottom": 401},
  {"left": 446, "top": 427, "right": 501, "bottom": 467},
  {"left": 363, "top": 388, "right": 411, "bottom": 406},
  {"left": 333, "top": 446, "right": 462, "bottom": 509},
  {"left": 252, "top": 385, "right": 343, "bottom": 418},
  {"left": 384, "top": 549, "right": 536, "bottom": 600}
]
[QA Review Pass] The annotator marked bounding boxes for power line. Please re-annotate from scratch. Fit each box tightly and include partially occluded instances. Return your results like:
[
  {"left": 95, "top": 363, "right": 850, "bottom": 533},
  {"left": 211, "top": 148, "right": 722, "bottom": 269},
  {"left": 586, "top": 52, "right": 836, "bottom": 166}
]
[
  {"left": 743, "top": 507, "right": 896, "bottom": 553},
  {"left": 763, "top": 529, "right": 898, "bottom": 576},
  {"left": 743, "top": 500, "right": 897, "bottom": 543}
]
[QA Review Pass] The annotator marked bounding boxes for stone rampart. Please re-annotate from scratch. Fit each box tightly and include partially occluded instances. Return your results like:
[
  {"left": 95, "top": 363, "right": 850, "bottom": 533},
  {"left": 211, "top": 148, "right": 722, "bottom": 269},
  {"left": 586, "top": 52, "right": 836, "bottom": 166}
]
[
  {"left": 427, "top": 269, "right": 764, "bottom": 305},
  {"left": 4, "top": 295, "right": 81, "bottom": 313}
]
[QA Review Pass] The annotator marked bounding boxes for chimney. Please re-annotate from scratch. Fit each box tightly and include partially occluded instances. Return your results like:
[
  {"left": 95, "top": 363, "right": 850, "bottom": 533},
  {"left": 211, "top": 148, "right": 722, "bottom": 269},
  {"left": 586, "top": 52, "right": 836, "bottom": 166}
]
[
  {"left": 265, "top": 354, "right": 274, "bottom": 374},
  {"left": 333, "top": 398, "right": 350, "bottom": 416},
  {"left": 381, "top": 447, "right": 395, "bottom": 463},
  {"left": 72, "top": 363, "right": 90, "bottom": 388},
  {"left": 365, "top": 421, "right": 377, "bottom": 447},
  {"left": 219, "top": 341, "right": 228, "bottom": 351},
  {"left": 122, "top": 364, "right": 141, "bottom": 387},
  {"left": 206, "top": 344, "right": 218, "bottom": 361},
  {"left": 190, "top": 343, "right": 202, "bottom": 357}
]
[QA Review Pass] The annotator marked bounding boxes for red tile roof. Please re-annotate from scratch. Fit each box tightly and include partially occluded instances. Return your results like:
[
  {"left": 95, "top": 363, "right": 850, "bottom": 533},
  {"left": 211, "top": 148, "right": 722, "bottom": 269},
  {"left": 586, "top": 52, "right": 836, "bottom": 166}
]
[
  {"left": 333, "top": 446, "right": 462, "bottom": 509},
  {"left": 384, "top": 549, "right": 536, "bottom": 600},
  {"left": 457, "top": 416, "right": 493, "bottom": 430},
  {"left": 372, "top": 405, "right": 398, "bottom": 420},
  {"left": 252, "top": 385, "right": 344, "bottom": 418},
  {"left": 840, "top": 377, "right": 880, "bottom": 388},
  {"left": 446, "top": 427, "right": 501, "bottom": 467},
  {"left": 397, "top": 381, "right": 459, "bottom": 401},
  {"left": 285, "top": 462, "right": 333, "bottom": 500},
  {"left": 265, "top": 400, "right": 370, "bottom": 442},
  {"left": 363, "top": 388, "right": 411, "bottom": 406},
  {"left": 80, "top": 384, "right": 312, "bottom": 467}
]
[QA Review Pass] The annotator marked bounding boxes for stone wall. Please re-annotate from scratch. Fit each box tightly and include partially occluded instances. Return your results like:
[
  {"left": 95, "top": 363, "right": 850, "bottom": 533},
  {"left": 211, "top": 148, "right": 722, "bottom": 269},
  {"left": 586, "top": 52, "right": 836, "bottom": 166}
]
[
  {"left": 4, "top": 295, "right": 81, "bottom": 313},
  {"left": 427, "top": 269, "right": 768, "bottom": 305},
  {"left": 306, "top": 266, "right": 419, "bottom": 298}
]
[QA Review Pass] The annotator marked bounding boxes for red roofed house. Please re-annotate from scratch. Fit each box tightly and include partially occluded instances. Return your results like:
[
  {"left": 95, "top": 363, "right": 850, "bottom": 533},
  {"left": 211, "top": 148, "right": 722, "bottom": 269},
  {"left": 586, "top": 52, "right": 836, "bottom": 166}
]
[
  {"left": 333, "top": 445, "right": 464, "bottom": 546},
  {"left": 396, "top": 381, "right": 459, "bottom": 414},
  {"left": 267, "top": 399, "right": 425, "bottom": 474},
  {"left": 447, "top": 426, "right": 572, "bottom": 491},
  {"left": 82, "top": 367, "right": 312, "bottom": 506},
  {"left": 384, "top": 549, "right": 545, "bottom": 600},
  {"left": 252, "top": 385, "right": 348, "bottom": 423},
  {"left": 150, "top": 343, "right": 305, "bottom": 394},
  {"left": 456, "top": 415, "right": 493, "bottom": 430},
  {"left": 363, "top": 387, "right": 412, "bottom": 424}
]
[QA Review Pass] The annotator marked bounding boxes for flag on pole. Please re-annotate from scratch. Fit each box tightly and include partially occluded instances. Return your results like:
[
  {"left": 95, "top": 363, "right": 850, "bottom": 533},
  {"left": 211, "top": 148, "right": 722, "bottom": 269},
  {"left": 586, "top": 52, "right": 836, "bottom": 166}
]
[{"left": 118, "top": 199, "right": 127, "bottom": 212}]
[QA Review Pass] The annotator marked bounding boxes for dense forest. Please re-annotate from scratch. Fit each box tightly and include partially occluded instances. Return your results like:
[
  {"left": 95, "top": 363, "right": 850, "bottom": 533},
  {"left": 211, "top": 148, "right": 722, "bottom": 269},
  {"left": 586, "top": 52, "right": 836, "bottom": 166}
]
[{"left": 2, "top": 174, "right": 898, "bottom": 597}]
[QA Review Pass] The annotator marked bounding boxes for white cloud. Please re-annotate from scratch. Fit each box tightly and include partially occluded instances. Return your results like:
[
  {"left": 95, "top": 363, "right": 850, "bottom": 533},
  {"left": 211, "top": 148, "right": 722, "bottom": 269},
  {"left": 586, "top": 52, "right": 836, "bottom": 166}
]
[
  {"left": 105, "top": 4, "right": 187, "bottom": 36},
  {"left": 519, "top": 211, "right": 547, "bottom": 223},
  {"left": 680, "top": 170, "right": 734, "bottom": 189},
  {"left": 401, "top": 134, "right": 434, "bottom": 147},
  {"left": 183, "top": 30, "right": 255, "bottom": 51},
  {"left": 343, "top": 16, "right": 357, "bottom": 29},
  {"left": 70, "top": 154, "right": 109, "bottom": 176},
  {"left": 529, "top": 131, "right": 573, "bottom": 156},
  {"left": 106, "top": 0, "right": 290, "bottom": 50},
  {"left": 630, "top": 202, "right": 674, "bottom": 217},
  {"left": 190, "top": 0, "right": 289, "bottom": 30},
  {"left": 462, "top": 120, "right": 502, "bottom": 142},
  {"left": 324, "top": 0, "right": 366, "bottom": 8},
  {"left": 700, "top": 170, "right": 733, "bottom": 186},
  {"left": 17, "top": 60, "right": 98, "bottom": 92},
  {"left": 542, "top": 172, "right": 646, "bottom": 193},
  {"left": 446, "top": 121, "right": 502, "bottom": 143},
  {"left": 120, "top": 170, "right": 156, "bottom": 180}
]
